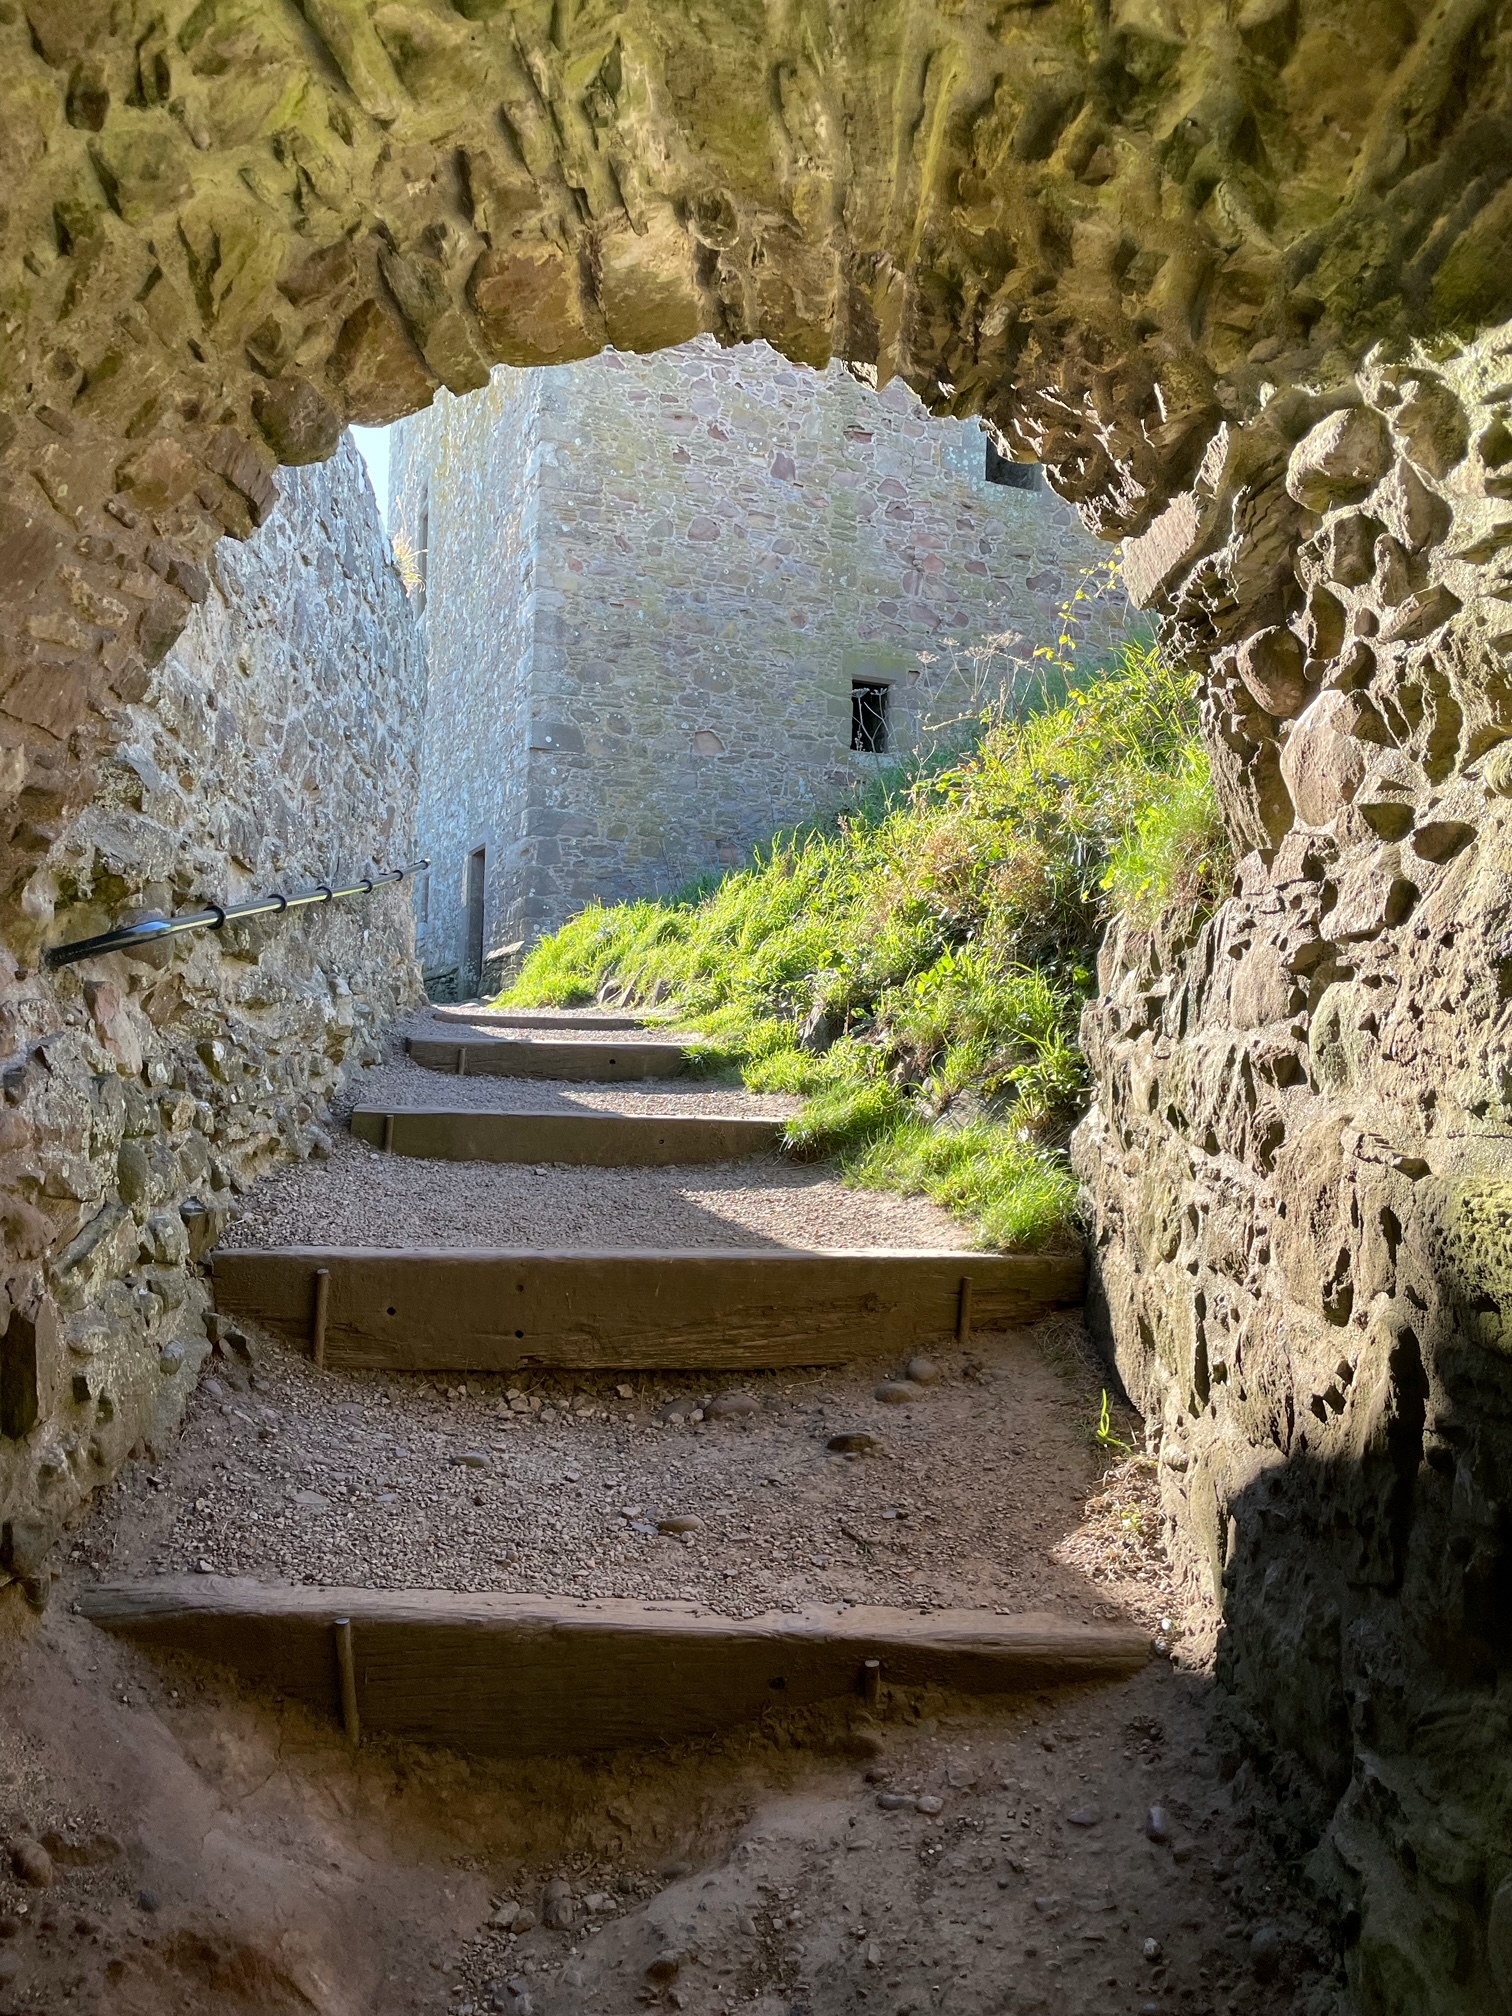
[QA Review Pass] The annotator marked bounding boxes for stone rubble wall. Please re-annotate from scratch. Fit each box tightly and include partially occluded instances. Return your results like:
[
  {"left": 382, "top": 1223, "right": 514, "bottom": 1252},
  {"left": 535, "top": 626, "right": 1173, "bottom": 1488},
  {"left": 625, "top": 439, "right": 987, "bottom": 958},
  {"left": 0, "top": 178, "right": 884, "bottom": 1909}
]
[
  {"left": 1075, "top": 318, "right": 1512, "bottom": 2014},
  {"left": 0, "top": 438, "right": 423, "bottom": 1603},
  {"left": 394, "top": 337, "right": 1127, "bottom": 969}
]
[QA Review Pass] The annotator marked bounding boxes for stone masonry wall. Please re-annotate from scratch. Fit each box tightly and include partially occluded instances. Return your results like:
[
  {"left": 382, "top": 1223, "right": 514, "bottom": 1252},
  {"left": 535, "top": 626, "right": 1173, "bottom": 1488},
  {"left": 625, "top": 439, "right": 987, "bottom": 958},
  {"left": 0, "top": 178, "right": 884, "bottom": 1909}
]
[
  {"left": 393, "top": 338, "right": 1126, "bottom": 973},
  {"left": 1075, "top": 320, "right": 1512, "bottom": 2015},
  {"left": 0, "top": 437, "right": 423, "bottom": 1605},
  {"left": 390, "top": 371, "right": 543, "bottom": 992}
]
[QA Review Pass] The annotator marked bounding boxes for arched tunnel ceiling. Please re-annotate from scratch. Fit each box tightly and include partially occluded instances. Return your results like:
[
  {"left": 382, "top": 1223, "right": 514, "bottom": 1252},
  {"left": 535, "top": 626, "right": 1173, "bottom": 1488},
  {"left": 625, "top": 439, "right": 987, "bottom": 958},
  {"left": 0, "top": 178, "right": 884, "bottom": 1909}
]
[{"left": 1, "top": 0, "right": 1510, "bottom": 883}]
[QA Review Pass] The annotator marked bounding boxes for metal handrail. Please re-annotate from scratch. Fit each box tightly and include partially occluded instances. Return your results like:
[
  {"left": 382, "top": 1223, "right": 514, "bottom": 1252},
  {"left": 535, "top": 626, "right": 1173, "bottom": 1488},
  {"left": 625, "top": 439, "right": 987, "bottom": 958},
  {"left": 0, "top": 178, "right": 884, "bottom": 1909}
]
[{"left": 42, "top": 859, "right": 430, "bottom": 970}]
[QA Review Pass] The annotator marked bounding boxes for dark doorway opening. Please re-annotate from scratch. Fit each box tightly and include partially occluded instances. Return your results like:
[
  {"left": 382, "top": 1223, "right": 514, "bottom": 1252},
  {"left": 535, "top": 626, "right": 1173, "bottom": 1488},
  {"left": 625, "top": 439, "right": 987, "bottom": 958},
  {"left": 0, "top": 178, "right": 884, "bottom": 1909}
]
[
  {"left": 851, "top": 681, "right": 890, "bottom": 754},
  {"left": 465, "top": 847, "right": 486, "bottom": 991},
  {"left": 984, "top": 440, "right": 1041, "bottom": 490}
]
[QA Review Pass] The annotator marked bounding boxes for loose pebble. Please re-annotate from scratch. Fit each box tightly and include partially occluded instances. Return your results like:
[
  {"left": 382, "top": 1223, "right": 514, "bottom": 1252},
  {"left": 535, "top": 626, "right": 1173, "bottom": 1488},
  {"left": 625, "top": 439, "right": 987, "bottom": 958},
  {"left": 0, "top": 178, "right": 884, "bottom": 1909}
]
[
  {"left": 1144, "top": 1804, "right": 1170, "bottom": 1844},
  {"left": 905, "top": 1356, "right": 941, "bottom": 1385},
  {"left": 9, "top": 1839, "right": 54, "bottom": 1889},
  {"left": 876, "top": 1792, "right": 913, "bottom": 1811},
  {"left": 541, "top": 1876, "right": 574, "bottom": 1929},
  {"left": 915, "top": 1794, "right": 944, "bottom": 1816},
  {"left": 1142, "top": 1936, "right": 1163, "bottom": 1961},
  {"left": 656, "top": 1515, "right": 702, "bottom": 1535},
  {"left": 1068, "top": 1806, "right": 1101, "bottom": 1827},
  {"left": 705, "top": 1390, "right": 759, "bottom": 1420},
  {"left": 827, "top": 1430, "right": 881, "bottom": 1454},
  {"left": 874, "top": 1381, "right": 921, "bottom": 1405}
]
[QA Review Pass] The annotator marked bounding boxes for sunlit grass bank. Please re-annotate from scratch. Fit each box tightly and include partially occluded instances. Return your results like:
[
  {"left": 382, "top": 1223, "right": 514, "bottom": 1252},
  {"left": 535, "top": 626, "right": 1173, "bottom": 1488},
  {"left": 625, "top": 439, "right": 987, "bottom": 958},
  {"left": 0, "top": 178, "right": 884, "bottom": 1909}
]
[{"left": 504, "top": 637, "right": 1228, "bottom": 1250}]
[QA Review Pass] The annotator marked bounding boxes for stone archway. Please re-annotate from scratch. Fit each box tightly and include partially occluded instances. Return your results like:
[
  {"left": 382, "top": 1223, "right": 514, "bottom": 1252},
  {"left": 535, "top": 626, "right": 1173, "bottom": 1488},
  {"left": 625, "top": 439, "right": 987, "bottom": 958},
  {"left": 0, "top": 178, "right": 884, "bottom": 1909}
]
[
  {"left": 6, "top": 6, "right": 1512, "bottom": 2008},
  {"left": 5, "top": 0, "right": 1509, "bottom": 874}
]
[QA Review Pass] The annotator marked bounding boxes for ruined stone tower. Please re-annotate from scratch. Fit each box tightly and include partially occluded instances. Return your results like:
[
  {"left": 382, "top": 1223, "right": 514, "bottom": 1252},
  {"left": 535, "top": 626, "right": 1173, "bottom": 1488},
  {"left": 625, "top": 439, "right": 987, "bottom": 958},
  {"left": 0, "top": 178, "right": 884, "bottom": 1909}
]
[{"left": 390, "top": 339, "right": 1126, "bottom": 994}]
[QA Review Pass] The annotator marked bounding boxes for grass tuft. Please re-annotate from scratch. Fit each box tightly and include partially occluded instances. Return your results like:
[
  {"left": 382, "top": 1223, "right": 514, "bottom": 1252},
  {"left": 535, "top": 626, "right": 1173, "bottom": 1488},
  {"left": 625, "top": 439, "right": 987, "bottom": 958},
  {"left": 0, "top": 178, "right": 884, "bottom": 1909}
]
[{"left": 504, "top": 631, "right": 1228, "bottom": 1250}]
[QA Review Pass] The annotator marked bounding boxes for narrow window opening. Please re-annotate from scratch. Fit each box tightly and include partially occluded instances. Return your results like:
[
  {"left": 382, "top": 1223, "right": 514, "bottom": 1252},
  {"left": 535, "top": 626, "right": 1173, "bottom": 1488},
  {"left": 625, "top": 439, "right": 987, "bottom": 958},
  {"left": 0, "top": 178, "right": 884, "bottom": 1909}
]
[
  {"left": 464, "top": 848, "right": 486, "bottom": 989},
  {"left": 851, "top": 680, "right": 890, "bottom": 755},
  {"left": 984, "top": 439, "right": 1041, "bottom": 490}
]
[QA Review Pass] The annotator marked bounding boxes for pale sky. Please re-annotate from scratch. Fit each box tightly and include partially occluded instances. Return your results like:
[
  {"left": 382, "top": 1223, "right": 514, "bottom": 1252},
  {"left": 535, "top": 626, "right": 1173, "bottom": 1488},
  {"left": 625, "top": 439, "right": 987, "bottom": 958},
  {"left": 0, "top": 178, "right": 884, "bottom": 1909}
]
[{"left": 351, "top": 425, "right": 391, "bottom": 525}]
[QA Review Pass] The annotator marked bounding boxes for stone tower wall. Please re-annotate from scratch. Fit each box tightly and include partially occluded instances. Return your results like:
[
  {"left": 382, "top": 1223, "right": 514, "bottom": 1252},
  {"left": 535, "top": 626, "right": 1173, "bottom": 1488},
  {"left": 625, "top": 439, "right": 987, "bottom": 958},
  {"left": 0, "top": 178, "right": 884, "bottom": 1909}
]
[
  {"left": 391, "top": 376, "right": 544, "bottom": 989},
  {"left": 393, "top": 339, "right": 1127, "bottom": 982}
]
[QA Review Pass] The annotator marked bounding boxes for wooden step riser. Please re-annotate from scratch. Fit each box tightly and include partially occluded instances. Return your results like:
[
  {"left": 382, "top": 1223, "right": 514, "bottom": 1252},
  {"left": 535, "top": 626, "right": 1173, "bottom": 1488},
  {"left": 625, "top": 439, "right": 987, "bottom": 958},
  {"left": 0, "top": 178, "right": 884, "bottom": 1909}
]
[
  {"left": 79, "top": 1581, "right": 1149, "bottom": 1756},
  {"left": 207, "top": 1247, "right": 1086, "bottom": 1371},
  {"left": 408, "top": 1037, "right": 692, "bottom": 1081},
  {"left": 350, "top": 1107, "right": 782, "bottom": 1167}
]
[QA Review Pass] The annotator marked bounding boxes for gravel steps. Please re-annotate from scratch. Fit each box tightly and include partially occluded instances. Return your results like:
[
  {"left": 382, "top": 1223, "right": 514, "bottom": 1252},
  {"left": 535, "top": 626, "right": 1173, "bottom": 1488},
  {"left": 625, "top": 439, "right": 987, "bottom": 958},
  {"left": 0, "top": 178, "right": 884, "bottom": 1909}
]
[{"left": 115, "top": 1008, "right": 1137, "bottom": 1650}]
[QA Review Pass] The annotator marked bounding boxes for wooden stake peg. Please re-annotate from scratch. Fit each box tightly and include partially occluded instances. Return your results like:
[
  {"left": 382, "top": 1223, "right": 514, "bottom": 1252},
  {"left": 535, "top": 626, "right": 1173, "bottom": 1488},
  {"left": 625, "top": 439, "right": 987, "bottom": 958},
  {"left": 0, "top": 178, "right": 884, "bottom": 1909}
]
[
  {"left": 456, "top": 1045, "right": 467, "bottom": 1077},
  {"left": 382, "top": 1112, "right": 395, "bottom": 1152},
  {"left": 311, "top": 1267, "right": 331, "bottom": 1367},
  {"left": 861, "top": 1657, "right": 882, "bottom": 1706},
  {"left": 956, "top": 1275, "right": 973, "bottom": 1345},
  {"left": 334, "top": 1616, "right": 360, "bottom": 1747}
]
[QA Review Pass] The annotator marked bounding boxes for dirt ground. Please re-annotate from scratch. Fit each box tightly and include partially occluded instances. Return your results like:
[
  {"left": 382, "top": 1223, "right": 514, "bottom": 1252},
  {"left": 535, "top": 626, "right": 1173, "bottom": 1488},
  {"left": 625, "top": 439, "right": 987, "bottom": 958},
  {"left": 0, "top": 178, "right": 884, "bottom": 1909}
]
[
  {"left": 0, "top": 1316, "right": 1347, "bottom": 2016},
  {"left": 0, "top": 1019, "right": 1348, "bottom": 2015},
  {"left": 0, "top": 1594, "right": 1344, "bottom": 2016}
]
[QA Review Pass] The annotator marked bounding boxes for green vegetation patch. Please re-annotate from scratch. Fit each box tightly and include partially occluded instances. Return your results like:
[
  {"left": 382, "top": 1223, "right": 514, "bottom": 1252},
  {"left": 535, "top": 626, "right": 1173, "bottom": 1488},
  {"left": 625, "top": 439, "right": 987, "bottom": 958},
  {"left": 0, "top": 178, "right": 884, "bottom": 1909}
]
[{"left": 504, "top": 636, "right": 1229, "bottom": 1251}]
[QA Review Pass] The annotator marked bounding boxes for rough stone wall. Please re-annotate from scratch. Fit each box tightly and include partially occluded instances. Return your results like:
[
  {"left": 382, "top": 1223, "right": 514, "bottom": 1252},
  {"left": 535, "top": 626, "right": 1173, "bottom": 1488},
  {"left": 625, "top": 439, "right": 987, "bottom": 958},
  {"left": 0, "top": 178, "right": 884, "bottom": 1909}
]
[
  {"left": 1075, "top": 322, "right": 1512, "bottom": 2013},
  {"left": 390, "top": 371, "right": 543, "bottom": 989},
  {"left": 1, "top": 438, "right": 422, "bottom": 1604},
  {"left": 6, "top": 0, "right": 1508, "bottom": 951},
  {"left": 394, "top": 337, "right": 1125, "bottom": 965},
  {"left": 2, "top": 7, "right": 1512, "bottom": 2008}
]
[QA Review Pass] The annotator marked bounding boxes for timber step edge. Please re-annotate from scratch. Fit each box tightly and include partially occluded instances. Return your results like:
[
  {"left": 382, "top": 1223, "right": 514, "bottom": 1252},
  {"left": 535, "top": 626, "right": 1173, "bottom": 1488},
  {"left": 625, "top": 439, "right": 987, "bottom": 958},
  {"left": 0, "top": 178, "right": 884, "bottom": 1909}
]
[
  {"left": 408, "top": 1035, "right": 696, "bottom": 1081},
  {"left": 207, "top": 1245, "right": 1087, "bottom": 1371},
  {"left": 351, "top": 1106, "right": 784, "bottom": 1166},
  {"left": 77, "top": 1580, "right": 1151, "bottom": 1756}
]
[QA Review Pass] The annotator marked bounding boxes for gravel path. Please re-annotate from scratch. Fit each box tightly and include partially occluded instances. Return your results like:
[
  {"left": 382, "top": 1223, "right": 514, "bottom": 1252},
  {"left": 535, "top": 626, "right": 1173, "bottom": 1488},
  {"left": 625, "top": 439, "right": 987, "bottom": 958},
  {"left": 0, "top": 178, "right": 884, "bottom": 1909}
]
[
  {"left": 349, "top": 1045, "right": 801, "bottom": 1119},
  {"left": 23, "top": 1008, "right": 1342, "bottom": 2016},
  {"left": 227, "top": 1018, "right": 952, "bottom": 1251},
  {"left": 86, "top": 1316, "right": 1168, "bottom": 1631},
  {"left": 223, "top": 1127, "right": 964, "bottom": 1250}
]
